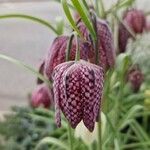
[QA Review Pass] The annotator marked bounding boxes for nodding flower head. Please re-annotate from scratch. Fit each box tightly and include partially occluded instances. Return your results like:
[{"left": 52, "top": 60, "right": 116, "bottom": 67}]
[
  {"left": 31, "top": 84, "right": 52, "bottom": 108},
  {"left": 119, "top": 9, "right": 146, "bottom": 53},
  {"left": 77, "top": 19, "right": 115, "bottom": 71},
  {"left": 123, "top": 9, "right": 146, "bottom": 33},
  {"left": 118, "top": 23, "right": 131, "bottom": 53},
  {"left": 44, "top": 36, "right": 94, "bottom": 79},
  {"left": 52, "top": 60, "right": 104, "bottom": 132},
  {"left": 127, "top": 65, "right": 144, "bottom": 92}
]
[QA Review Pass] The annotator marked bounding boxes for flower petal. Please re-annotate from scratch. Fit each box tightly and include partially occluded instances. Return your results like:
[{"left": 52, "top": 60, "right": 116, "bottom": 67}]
[
  {"left": 53, "top": 61, "right": 74, "bottom": 127},
  {"left": 61, "top": 63, "right": 83, "bottom": 128}
]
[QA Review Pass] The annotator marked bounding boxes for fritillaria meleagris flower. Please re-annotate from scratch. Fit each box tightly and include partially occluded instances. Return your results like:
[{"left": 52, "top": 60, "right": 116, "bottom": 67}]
[
  {"left": 44, "top": 36, "right": 94, "bottom": 79},
  {"left": 118, "top": 24, "right": 131, "bottom": 53},
  {"left": 77, "top": 19, "right": 115, "bottom": 71},
  {"left": 119, "top": 9, "right": 146, "bottom": 53},
  {"left": 52, "top": 60, "right": 104, "bottom": 132},
  {"left": 127, "top": 65, "right": 144, "bottom": 92},
  {"left": 123, "top": 9, "right": 146, "bottom": 33},
  {"left": 31, "top": 83, "right": 52, "bottom": 108}
]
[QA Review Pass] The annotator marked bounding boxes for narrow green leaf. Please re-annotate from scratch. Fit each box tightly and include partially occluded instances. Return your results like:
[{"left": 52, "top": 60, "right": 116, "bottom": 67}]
[
  {"left": 0, "top": 14, "right": 60, "bottom": 35},
  {"left": 71, "top": 0, "right": 96, "bottom": 41},
  {"left": 122, "top": 141, "right": 150, "bottom": 149},
  {"left": 118, "top": 0, "right": 136, "bottom": 8},
  {"left": 119, "top": 105, "right": 143, "bottom": 130},
  {"left": 61, "top": 0, "right": 83, "bottom": 38},
  {"left": 52, "top": 0, "right": 75, "bottom": 9},
  {"left": 130, "top": 120, "right": 150, "bottom": 149},
  {"left": 35, "top": 137, "right": 69, "bottom": 150},
  {"left": 55, "top": 16, "right": 64, "bottom": 35},
  {"left": 114, "top": 138, "right": 120, "bottom": 150},
  {"left": 0, "top": 54, "right": 51, "bottom": 86},
  {"left": 97, "top": 0, "right": 106, "bottom": 18},
  {"left": 131, "top": 120, "right": 150, "bottom": 141}
]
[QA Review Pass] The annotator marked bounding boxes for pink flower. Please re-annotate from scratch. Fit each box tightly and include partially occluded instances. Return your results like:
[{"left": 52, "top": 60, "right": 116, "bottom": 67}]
[
  {"left": 119, "top": 9, "right": 146, "bottom": 52},
  {"left": 123, "top": 9, "right": 146, "bottom": 33},
  {"left": 52, "top": 60, "right": 104, "bottom": 132},
  {"left": 118, "top": 24, "right": 131, "bottom": 53},
  {"left": 31, "top": 84, "right": 52, "bottom": 108},
  {"left": 44, "top": 36, "right": 94, "bottom": 79},
  {"left": 77, "top": 19, "right": 115, "bottom": 71}
]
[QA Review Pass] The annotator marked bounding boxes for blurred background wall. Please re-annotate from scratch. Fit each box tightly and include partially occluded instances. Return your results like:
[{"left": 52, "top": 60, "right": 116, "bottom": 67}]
[{"left": 0, "top": 1, "right": 62, "bottom": 110}]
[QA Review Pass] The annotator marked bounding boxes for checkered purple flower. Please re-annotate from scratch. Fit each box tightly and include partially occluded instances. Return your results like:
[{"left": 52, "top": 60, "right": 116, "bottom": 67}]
[
  {"left": 44, "top": 36, "right": 94, "bottom": 79},
  {"left": 77, "top": 19, "right": 115, "bottom": 71},
  {"left": 127, "top": 66, "right": 144, "bottom": 92},
  {"left": 52, "top": 60, "right": 104, "bottom": 132},
  {"left": 119, "top": 9, "right": 146, "bottom": 53}
]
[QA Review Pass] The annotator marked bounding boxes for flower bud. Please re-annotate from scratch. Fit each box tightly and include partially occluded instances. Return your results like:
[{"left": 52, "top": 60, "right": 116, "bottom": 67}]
[
  {"left": 127, "top": 65, "right": 144, "bottom": 92},
  {"left": 31, "top": 84, "right": 52, "bottom": 108},
  {"left": 52, "top": 60, "right": 104, "bottom": 132}
]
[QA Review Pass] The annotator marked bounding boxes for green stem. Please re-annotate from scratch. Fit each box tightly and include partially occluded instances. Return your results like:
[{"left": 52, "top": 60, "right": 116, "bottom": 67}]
[
  {"left": 68, "top": 123, "right": 74, "bottom": 150},
  {"left": 66, "top": 33, "right": 75, "bottom": 61},
  {"left": 90, "top": 10, "right": 99, "bottom": 64},
  {"left": 95, "top": 0, "right": 100, "bottom": 17},
  {"left": 75, "top": 34, "right": 80, "bottom": 61},
  {"left": 0, "top": 14, "right": 60, "bottom": 35},
  {"left": 99, "top": 0, "right": 106, "bottom": 18},
  {"left": 98, "top": 116, "right": 102, "bottom": 150}
]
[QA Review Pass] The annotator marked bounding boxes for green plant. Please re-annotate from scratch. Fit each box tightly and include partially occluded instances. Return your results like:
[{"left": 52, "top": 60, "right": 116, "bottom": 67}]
[{"left": 0, "top": 0, "right": 150, "bottom": 150}]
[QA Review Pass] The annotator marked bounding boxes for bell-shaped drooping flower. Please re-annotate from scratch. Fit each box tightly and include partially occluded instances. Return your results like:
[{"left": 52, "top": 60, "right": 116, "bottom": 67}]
[
  {"left": 31, "top": 84, "right": 52, "bottom": 108},
  {"left": 44, "top": 36, "right": 94, "bottom": 79},
  {"left": 52, "top": 60, "right": 104, "bottom": 132},
  {"left": 118, "top": 24, "right": 131, "bottom": 53},
  {"left": 123, "top": 9, "right": 146, "bottom": 33},
  {"left": 77, "top": 19, "right": 115, "bottom": 71},
  {"left": 127, "top": 65, "right": 144, "bottom": 92},
  {"left": 119, "top": 9, "right": 146, "bottom": 52}
]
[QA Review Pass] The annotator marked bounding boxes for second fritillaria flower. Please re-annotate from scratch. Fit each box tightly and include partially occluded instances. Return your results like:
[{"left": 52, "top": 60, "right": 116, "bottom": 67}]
[
  {"left": 118, "top": 9, "right": 146, "bottom": 53},
  {"left": 31, "top": 83, "right": 52, "bottom": 108},
  {"left": 52, "top": 60, "right": 104, "bottom": 132},
  {"left": 77, "top": 19, "right": 115, "bottom": 71}
]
